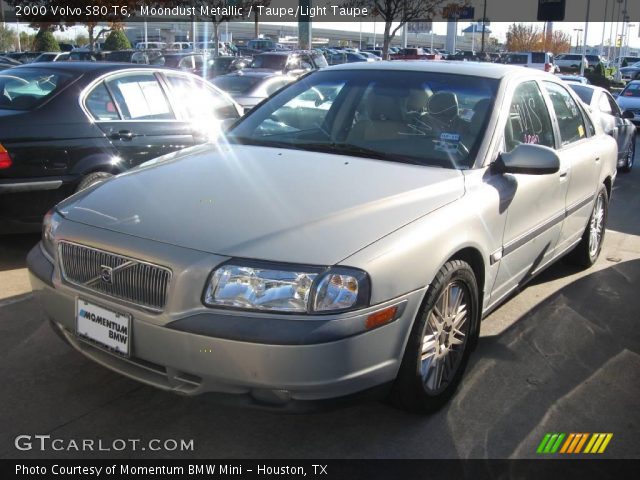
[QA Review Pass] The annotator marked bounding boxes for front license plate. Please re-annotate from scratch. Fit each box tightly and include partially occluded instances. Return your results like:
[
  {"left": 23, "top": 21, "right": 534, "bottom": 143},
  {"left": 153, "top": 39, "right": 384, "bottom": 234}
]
[{"left": 76, "top": 299, "right": 131, "bottom": 357}]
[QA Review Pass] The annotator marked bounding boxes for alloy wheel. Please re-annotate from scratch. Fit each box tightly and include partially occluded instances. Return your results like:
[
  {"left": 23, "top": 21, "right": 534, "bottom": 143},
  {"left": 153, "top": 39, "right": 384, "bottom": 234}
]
[
  {"left": 588, "top": 194, "right": 605, "bottom": 258},
  {"left": 421, "top": 281, "right": 470, "bottom": 393}
]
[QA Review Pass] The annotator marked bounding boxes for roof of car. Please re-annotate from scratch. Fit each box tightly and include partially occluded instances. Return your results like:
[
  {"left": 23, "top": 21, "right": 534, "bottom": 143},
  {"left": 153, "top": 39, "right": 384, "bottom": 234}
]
[
  {"left": 325, "top": 60, "right": 549, "bottom": 79},
  {"left": 10, "top": 61, "right": 156, "bottom": 75},
  {"left": 224, "top": 70, "right": 288, "bottom": 78}
]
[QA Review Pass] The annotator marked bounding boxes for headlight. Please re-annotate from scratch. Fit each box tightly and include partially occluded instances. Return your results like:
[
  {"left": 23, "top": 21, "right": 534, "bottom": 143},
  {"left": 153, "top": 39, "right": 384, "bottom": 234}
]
[
  {"left": 42, "top": 209, "right": 62, "bottom": 259},
  {"left": 203, "top": 263, "right": 369, "bottom": 314}
]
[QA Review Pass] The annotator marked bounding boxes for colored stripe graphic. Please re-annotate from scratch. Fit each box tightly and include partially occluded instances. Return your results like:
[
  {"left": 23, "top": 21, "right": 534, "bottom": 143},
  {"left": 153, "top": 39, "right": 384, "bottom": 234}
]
[{"left": 538, "top": 433, "right": 613, "bottom": 454}]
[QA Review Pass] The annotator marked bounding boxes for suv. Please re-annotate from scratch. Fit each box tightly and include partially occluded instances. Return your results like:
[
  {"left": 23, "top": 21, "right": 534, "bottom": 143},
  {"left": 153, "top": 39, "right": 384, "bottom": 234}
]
[
  {"left": 248, "top": 51, "right": 328, "bottom": 77},
  {"left": 555, "top": 54, "right": 588, "bottom": 72},
  {"left": 503, "top": 51, "right": 557, "bottom": 72}
]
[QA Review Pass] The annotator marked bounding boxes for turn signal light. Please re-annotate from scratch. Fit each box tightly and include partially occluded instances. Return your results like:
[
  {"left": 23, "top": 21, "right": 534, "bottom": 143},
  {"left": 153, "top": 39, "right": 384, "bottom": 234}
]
[
  {"left": 365, "top": 305, "right": 398, "bottom": 330},
  {"left": 0, "top": 144, "right": 12, "bottom": 169}
]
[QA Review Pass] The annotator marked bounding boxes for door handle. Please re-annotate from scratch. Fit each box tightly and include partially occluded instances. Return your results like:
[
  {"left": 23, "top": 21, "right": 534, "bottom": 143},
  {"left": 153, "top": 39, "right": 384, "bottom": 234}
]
[
  {"left": 595, "top": 157, "right": 601, "bottom": 163},
  {"left": 109, "top": 130, "right": 140, "bottom": 141},
  {"left": 559, "top": 170, "right": 568, "bottom": 180}
]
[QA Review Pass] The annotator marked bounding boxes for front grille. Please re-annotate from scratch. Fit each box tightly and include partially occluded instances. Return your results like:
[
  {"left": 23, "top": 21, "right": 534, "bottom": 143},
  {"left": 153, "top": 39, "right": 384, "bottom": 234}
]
[{"left": 58, "top": 241, "right": 171, "bottom": 311}]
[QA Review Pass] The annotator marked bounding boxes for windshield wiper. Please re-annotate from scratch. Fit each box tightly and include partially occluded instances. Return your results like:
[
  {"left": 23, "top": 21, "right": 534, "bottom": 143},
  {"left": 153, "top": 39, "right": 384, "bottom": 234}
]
[{"left": 303, "top": 142, "right": 423, "bottom": 165}]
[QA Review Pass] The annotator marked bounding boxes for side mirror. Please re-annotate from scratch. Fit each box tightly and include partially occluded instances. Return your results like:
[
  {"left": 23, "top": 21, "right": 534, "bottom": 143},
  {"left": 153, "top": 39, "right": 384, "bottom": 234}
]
[
  {"left": 622, "top": 110, "right": 635, "bottom": 119},
  {"left": 492, "top": 144, "right": 560, "bottom": 175}
]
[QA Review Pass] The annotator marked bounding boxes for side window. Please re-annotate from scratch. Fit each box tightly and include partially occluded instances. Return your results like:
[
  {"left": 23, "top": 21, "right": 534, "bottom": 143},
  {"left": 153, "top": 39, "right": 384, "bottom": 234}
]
[
  {"left": 543, "top": 81, "right": 587, "bottom": 146},
  {"left": 178, "top": 56, "right": 194, "bottom": 70},
  {"left": 84, "top": 81, "right": 120, "bottom": 121},
  {"left": 105, "top": 73, "right": 175, "bottom": 120},
  {"left": 598, "top": 93, "right": 613, "bottom": 114},
  {"left": 504, "top": 81, "right": 555, "bottom": 152},
  {"left": 605, "top": 92, "right": 622, "bottom": 116},
  {"left": 286, "top": 57, "right": 301, "bottom": 70},
  {"left": 164, "top": 73, "right": 240, "bottom": 121},
  {"left": 531, "top": 52, "right": 545, "bottom": 64}
]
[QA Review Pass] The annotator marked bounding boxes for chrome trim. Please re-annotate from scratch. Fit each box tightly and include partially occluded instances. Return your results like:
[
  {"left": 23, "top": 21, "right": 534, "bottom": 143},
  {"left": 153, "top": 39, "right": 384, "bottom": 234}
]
[
  {"left": 0, "top": 180, "right": 62, "bottom": 193},
  {"left": 58, "top": 241, "right": 172, "bottom": 312}
]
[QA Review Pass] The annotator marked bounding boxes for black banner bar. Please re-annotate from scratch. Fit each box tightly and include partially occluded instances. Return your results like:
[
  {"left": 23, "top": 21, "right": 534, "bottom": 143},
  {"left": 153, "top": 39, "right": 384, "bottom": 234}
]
[
  {"left": 3, "top": 459, "right": 640, "bottom": 480},
  {"left": 2, "top": 0, "right": 640, "bottom": 23}
]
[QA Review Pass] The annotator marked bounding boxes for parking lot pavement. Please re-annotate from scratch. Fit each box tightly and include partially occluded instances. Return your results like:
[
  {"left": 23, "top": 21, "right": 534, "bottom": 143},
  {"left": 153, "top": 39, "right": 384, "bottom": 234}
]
[{"left": 1, "top": 145, "right": 639, "bottom": 460}]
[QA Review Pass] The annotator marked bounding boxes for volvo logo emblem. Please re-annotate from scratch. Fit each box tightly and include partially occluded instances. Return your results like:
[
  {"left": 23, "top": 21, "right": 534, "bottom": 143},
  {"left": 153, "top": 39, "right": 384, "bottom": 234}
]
[{"left": 100, "top": 265, "right": 113, "bottom": 284}]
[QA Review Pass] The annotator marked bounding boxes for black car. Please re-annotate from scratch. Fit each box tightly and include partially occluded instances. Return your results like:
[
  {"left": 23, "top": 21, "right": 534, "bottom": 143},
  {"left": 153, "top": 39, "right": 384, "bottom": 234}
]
[
  {"left": 248, "top": 50, "right": 328, "bottom": 77},
  {"left": 208, "top": 56, "right": 252, "bottom": 78},
  {"left": 3, "top": 52, "right": 43, "bottom": 64},
  {"left": 152, "top": 52, "right": 207, "bottom": 74},
  {"left": 0, "top": 62, "right": 242, "bottom": 233}
]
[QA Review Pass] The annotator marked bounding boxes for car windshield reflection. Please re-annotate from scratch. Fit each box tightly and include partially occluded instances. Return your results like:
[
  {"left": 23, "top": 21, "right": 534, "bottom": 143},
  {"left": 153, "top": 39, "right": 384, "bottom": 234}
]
[{"left": 227, "top": 70, "right": 498, "bottom": 169}]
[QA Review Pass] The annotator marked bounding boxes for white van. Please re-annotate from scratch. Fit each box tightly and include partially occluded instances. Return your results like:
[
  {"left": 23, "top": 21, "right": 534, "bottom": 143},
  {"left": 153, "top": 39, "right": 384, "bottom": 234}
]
[
  {"left": 135, "top": 42, "right": 167, "bottom": 50},
  {"left": 503, "top": 51, "right": 558, "bottom": 73}
]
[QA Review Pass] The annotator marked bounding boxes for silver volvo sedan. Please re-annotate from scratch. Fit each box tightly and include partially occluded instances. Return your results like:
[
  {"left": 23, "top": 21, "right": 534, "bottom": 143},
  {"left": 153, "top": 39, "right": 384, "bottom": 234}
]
[{"left": 28, "top": 62, "right": 618, "bottom": 413}]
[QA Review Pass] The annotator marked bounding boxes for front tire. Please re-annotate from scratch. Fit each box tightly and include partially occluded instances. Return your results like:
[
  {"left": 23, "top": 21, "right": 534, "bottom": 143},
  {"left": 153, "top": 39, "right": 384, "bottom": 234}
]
[
  {"left": 75, "top": 171, "right": 113, "bottom": 192},
  {"left": 390, "top": 260, "right": 479, "bottom": 413},
  {"left": 566, "top": 184, "right": 608, "bottom": 268},
  {"left": 621, "top": 137, "right": 635, "bottom": 173}
]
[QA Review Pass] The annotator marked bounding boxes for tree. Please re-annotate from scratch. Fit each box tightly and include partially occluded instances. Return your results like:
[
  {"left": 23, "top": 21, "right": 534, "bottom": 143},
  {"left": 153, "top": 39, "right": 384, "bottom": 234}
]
[
  {"left": 103, "top": 29, "right": 131, "bottom": 51},
  {"left": 506, "top": 23, "right": 541, "bottom": 53},
  {"left": 33, "top": 28, "right": 60, "bottom": 52},
  {"left": 546, "top": 30, "right": 571, "bottom": 55},
  {"left": 0, "top": 25, "right": 16, "bottom": 52},
  {"left": 347, "top": 0, "right": 447, "bottom": 60},
  {"left": 506, "top": 23, "right": 571, "bottom": 56}
]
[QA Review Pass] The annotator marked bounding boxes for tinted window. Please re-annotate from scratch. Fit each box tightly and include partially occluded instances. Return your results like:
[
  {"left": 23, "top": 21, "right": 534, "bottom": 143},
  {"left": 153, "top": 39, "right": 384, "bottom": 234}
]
[
  {"left": 211, "top": 75, "right": 262, "bottom": 94},
  {"left": 531, "top": 52, "right": 545, "bottom": 64},
  {"left": 312, "top": 53, "right": 328, "bottom": 68},
  {"left": 543, "top": 81, "right": 587, "bottom": 146},
  {"left": 85, "top": 82, "right": 120, "bottom": 120},
  {"left": 505, "top": 81, "right": 554, "bottom": 152},
  {"left": 504, "top": 54, "right": 528, "bottom": 65},
  {"left": 620, "top": 82, "right": 640, "bottom": 97},
  {"left": 228, "top": 70, "right": 499, "bottom": 169},
  {"left": 106, "top": 73, "right": 175, "bottom": 120},
  {"left": 0, "top": 69, "right": 73, "bottom": 110},
  {"left": 165, "top": 73, "right": 239, "bottom": 121},
  {"left": 251, "top": 55, "right": 287, "bottom": 69},
  {"left": 604, "top": 92, "right": 622, "bottom": 116},
  {"left": 568, "top": 84, "right": 594, "bottom": 104}
]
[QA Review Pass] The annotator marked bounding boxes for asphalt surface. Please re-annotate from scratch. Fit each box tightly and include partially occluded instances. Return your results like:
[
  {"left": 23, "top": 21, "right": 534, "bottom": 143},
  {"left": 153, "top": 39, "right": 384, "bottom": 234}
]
[{"left": 1, "top": 141, "right": 639, "bottom": 460}]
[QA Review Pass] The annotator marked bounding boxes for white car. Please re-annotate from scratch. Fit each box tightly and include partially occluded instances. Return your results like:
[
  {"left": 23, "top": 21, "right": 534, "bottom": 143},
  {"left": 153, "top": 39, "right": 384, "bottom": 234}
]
[{"left": 503, "top": 51, "right": 558, "bottom": 73}]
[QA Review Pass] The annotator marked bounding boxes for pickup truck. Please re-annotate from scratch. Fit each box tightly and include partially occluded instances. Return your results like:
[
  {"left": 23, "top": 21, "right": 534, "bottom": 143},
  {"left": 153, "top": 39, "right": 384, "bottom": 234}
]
[{"left": 390, "top": 48, "right": 441, "bottom": 60}]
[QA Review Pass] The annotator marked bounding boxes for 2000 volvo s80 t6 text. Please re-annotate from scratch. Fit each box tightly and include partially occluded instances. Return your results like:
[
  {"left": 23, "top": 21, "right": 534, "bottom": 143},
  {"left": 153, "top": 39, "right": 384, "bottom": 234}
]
[{"left": 27, "top": 62, "right": 617, "bottom": 412}]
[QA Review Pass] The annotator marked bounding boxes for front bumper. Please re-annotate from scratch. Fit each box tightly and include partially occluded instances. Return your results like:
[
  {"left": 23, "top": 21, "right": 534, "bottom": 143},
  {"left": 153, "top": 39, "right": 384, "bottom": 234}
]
[{"left": 27, "top": 227, "right": 425, "bottom": 408}]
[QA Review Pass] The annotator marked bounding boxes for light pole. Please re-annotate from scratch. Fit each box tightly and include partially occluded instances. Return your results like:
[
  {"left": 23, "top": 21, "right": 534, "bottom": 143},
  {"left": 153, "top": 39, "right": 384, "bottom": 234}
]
[
  {"left": 573, "top": 28, "right": 583, "bottom": 52},
  {"left": 601, "top": 0, "right": 609, "bottom": 56},
  {"left": 579, "top": 0, "right": 590, "bottom": 77}
]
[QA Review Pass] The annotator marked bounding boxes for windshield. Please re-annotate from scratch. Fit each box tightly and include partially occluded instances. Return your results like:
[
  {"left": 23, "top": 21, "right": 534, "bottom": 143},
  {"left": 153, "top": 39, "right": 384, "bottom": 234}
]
[
  {"left": 250, "top": 55, "right": 287, "bottom": 70},
  {"left": 227, "top": 70, "right": 498, "bottom": 169},
  {"left": 621, "top": 83, "right": 640, "bottom": 98},
  {"left": 211, "top": 75, "right": 263, "bottom": 94},
  {"left": 0, "top": 69, "right": 74, "bottom": 110}
]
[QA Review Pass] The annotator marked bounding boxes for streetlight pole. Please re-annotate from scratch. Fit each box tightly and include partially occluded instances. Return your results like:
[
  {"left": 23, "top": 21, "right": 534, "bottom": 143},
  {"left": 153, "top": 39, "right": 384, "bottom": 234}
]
[
  {"left": 579, "top": 0, "right": 590, "bottom": 77},
  {"left": 573, "top": 28, "right": 582, "bottom": 52},
  {"left": 480, "top": 0, "right": 487, "bottom": 54},
  {"left": 601, "top": 0, "right": 609, "bottom": 56}
]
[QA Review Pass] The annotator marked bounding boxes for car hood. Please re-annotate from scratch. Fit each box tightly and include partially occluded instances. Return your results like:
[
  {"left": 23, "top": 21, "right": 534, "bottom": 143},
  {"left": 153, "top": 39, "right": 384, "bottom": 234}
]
[
  {"left": 58, "top": 144, "right": 465, "bottom": 265},
  {"left": 616, "top": 95, "right": 640, "bottom": 110}
]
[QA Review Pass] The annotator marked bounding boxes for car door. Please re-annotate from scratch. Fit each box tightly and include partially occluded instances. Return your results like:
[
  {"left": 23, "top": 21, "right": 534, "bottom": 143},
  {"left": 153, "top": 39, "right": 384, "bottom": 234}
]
[
  {"left": 161, "top": 72, "right": 241, "bottom": 143},
  {"left": 87, "top": 71, "right": 195, "bottom": 168},
  {"left": 601, "top": 90, "right": 634, "bottom": 159},
  {"left": 542, "top": 80, "right": 602, "bottom": 254},
  {"left": 489, "top": 80, "right": 569, "bottom": 303}
]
